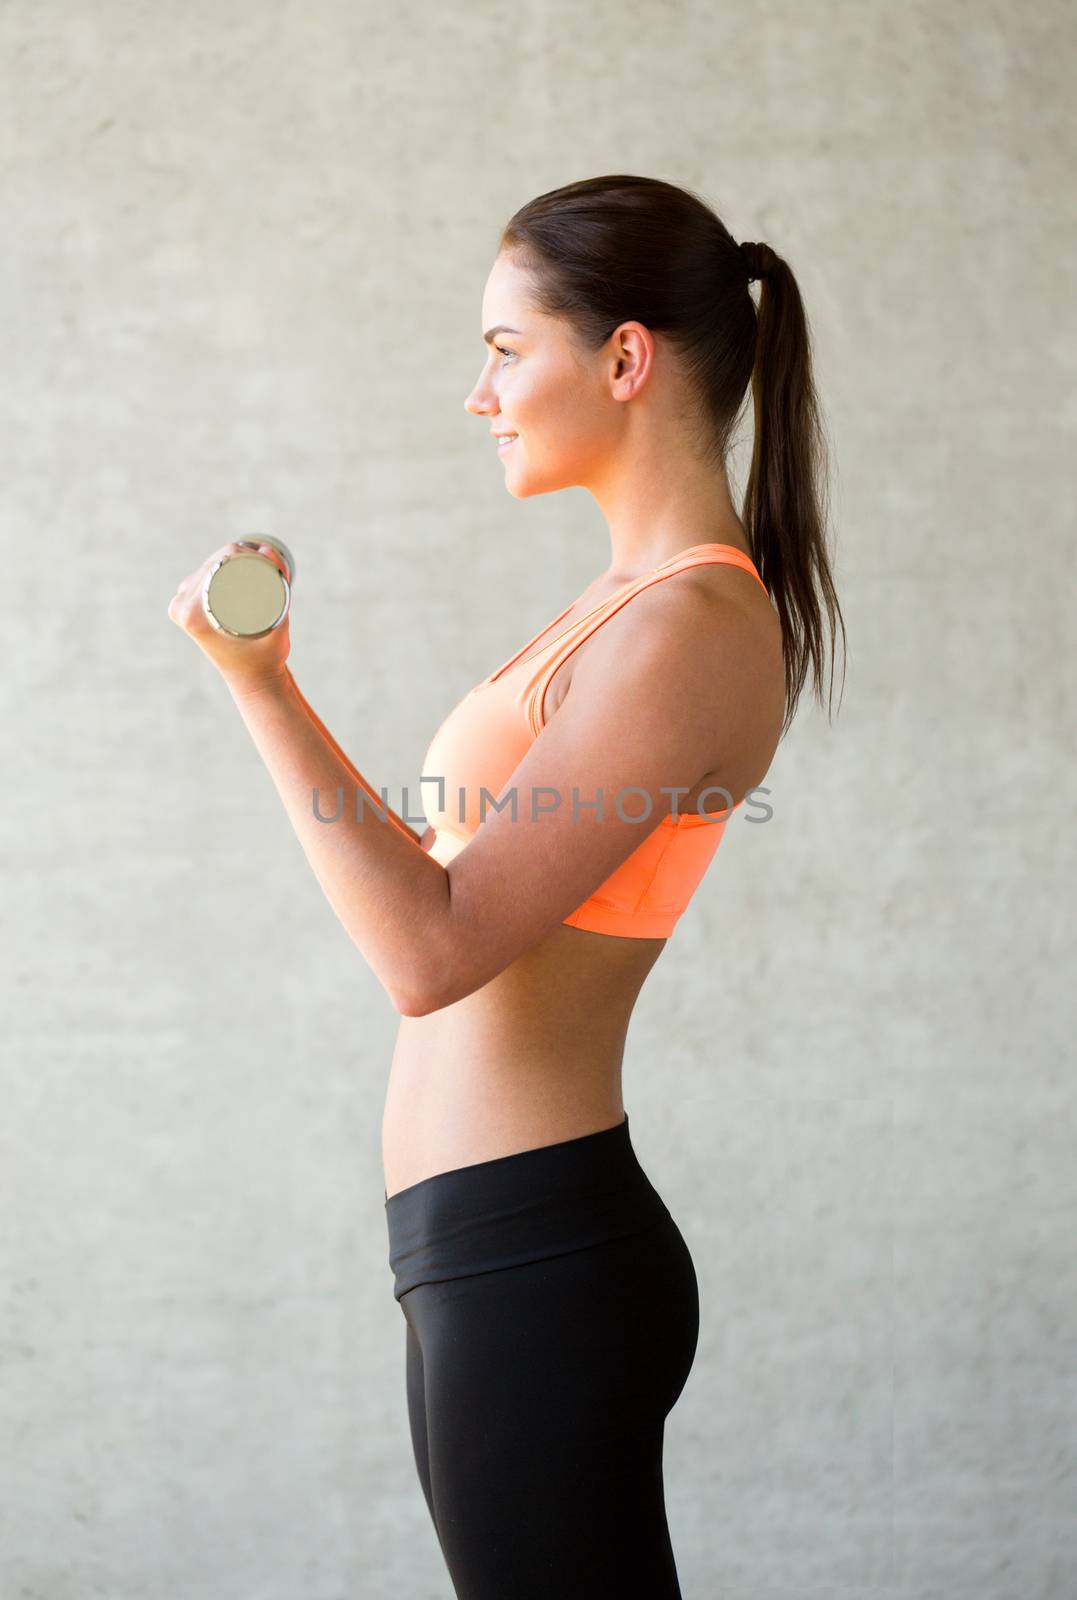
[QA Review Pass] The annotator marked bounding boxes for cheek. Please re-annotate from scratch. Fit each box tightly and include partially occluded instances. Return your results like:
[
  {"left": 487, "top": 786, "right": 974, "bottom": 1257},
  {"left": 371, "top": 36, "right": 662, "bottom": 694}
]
[
  {"left": 527, "top": 375, "right": 583, "bottom": 431},
  {"left": 514, "top": 362, "right": 568, "bottom": 417},
  {"left": 511, "top": 365, "right": 600, "bottom": 451},
  {"left": 548, "top": 390, "right": 604, "bottom": 450}
]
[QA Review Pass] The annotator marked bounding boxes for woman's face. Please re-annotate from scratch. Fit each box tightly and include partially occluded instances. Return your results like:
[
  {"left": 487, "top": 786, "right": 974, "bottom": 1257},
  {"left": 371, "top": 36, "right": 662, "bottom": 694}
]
[{"left": 464, "top": 252, "right": 629, "bottom": 498}]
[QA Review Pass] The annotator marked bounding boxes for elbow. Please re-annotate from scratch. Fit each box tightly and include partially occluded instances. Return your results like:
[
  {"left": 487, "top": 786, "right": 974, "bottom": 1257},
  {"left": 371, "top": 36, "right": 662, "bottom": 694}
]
[
  {"left": 389, "top": 903, "right": 476, "bottom": 1017},
  {"left": 392, "top": 987, "right": 437, "bottom": 1018},
  {"left": 390, "top": 864, "right": 463, "bottom": 1016},
  {"left": 392, "top": 957, "right": 477, "bottom": 1016},
  {"left": 390, "top": 969, "right": 455, "bottom": 1018}
]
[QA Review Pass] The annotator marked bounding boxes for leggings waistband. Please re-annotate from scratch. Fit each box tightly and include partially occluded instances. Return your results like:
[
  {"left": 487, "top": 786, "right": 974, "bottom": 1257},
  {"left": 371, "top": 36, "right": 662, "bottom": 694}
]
[{"left": 384, "top": 1113, "right": 672, "bottom": 1302}]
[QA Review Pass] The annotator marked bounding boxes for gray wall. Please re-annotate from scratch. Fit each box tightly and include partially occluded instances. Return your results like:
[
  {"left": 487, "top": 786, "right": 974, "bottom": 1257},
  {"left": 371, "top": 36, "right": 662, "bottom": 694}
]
[{"left": 3, "top": 2, "right": 1073, "bottom": 1597}]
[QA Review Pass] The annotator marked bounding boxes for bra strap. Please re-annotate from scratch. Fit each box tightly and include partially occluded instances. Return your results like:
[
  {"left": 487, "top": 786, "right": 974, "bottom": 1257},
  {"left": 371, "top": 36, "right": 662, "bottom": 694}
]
[{"left": 527, "top": 546, "right": 767, "bottom": 735}]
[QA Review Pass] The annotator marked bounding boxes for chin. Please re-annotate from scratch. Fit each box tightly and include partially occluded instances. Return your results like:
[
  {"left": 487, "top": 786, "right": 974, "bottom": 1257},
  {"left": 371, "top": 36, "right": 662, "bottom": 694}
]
[
  {"left": 502, "top": 466, "right": 531, "bottom": 500},
  {"left": 503, "top": 463, "right": 568, "bottom": 500}
]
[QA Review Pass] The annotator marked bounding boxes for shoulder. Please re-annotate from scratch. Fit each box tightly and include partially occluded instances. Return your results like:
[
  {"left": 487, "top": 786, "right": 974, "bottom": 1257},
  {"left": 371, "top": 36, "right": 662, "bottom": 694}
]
[
  {"left": 561, "top": 560, "right": 785, "bottom": 777},
  {"left": 575, "top": 559, "right": 782, "bottom": 699}
]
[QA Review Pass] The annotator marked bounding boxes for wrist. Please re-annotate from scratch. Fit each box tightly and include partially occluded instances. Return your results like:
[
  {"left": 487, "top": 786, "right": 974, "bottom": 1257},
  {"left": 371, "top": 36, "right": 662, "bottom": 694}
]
[{"left": 224, "top": 664, "right": 295, "bottom": 703}]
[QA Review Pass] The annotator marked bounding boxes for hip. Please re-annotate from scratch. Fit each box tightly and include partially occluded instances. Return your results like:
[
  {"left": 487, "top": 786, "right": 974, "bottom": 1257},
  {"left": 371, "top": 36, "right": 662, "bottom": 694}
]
[{"left": 384, "top": 1111, "right": 687, "bottom": 1304}]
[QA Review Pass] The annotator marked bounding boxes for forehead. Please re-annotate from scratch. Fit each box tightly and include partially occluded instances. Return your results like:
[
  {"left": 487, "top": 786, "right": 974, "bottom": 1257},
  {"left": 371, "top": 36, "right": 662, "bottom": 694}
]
[{"left": 482, "top": 252, "right": 531, "bottom": 319}]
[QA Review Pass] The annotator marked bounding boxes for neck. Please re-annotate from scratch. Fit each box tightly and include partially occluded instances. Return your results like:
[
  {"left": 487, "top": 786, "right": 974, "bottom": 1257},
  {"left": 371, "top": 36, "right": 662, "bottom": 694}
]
[{"left": 586, "top": 424, "right": 750, "bottom": 580}]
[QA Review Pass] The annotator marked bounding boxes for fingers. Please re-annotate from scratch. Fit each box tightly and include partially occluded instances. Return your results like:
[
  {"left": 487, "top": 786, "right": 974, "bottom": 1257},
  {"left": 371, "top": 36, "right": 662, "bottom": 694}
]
[
  {"left": 167, "top": 541, "right": 275, "bottom": 622},
  {"left": 256, "top": 541, "right": 287, "bottom": 574}
]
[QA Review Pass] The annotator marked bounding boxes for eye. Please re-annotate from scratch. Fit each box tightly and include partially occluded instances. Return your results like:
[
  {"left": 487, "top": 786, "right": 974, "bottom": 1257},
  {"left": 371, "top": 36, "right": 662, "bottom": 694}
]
[{"left": 494, "top": 343, "right": 516, "bottom": 364}]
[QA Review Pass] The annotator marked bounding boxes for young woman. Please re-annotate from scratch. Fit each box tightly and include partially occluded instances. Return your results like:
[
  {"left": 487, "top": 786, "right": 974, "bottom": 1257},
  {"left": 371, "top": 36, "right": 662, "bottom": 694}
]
[{"left": 169, "top": 174, "right": 845, "bottom": 1599}]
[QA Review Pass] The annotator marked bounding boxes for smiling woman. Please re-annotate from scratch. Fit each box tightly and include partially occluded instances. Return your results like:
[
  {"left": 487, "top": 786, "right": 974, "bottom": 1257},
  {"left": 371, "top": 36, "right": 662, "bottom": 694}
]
[
  {"left": 377, "top": 174, "right": 844, "bottom": 1597},
  {"left": 193, "top": 172, "right": 844, "bottom": 1599}
]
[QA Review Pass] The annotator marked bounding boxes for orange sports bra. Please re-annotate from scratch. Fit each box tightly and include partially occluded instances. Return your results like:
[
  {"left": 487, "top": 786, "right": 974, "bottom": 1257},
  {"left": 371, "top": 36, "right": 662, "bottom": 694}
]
[{"left": 419, "top": 543, "right": 770, "bottom": 939}]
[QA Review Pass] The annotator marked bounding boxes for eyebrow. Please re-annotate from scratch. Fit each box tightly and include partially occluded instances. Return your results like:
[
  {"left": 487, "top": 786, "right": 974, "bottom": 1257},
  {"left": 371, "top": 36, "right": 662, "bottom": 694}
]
[{"left": 483, "top": 324, "right": 523, "bottom": 345}]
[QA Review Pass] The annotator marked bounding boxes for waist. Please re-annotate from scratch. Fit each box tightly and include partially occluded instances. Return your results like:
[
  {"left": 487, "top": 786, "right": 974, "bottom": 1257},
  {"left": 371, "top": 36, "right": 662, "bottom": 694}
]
[{"left": 384, "top": 1112, "right": 672, "bottom": 1302}]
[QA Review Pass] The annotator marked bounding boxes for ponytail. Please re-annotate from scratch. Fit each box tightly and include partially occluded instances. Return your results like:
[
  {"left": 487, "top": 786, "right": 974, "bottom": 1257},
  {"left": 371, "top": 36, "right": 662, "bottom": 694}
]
[{"left": 739, "top": 239, "right": 846, "bottom": 733}]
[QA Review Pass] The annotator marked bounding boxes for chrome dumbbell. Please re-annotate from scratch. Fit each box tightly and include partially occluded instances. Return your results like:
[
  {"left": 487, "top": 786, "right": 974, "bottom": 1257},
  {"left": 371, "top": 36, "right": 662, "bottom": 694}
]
[{"left": 201, "top": 534, "right": 297, "bottom": 639}]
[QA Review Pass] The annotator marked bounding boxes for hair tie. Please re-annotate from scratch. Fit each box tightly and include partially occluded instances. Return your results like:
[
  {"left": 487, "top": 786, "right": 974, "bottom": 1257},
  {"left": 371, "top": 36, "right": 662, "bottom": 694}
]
[{"left": 740, "top": 240, "right": 768, "bottom": 284}]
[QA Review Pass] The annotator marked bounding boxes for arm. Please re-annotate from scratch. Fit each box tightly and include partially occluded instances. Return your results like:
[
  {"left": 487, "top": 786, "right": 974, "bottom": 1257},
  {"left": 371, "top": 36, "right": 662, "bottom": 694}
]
[
  {"left": 287, "top": 674, "right": 424, "bottom": 847},
  {"left": 223, "top": 666, "right": 449, "bottom": 1015},
  {"left": 222, "top": 585, "right": 778, "bottom": 1018}
]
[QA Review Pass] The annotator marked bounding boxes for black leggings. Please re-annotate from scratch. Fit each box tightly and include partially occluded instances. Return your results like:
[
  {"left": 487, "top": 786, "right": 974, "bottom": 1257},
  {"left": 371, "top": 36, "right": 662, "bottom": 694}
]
[{"left": 384, "top": 1113, "right": 700, "bottom": 1599}]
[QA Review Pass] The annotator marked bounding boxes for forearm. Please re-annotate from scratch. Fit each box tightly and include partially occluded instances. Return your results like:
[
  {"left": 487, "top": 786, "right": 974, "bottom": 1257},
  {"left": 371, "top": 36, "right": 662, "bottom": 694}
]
[
  {"left": 287, "top": 674, "right": 422, "bottom": 848},
  {"left": 223, "top": 666, "right": 449, "bottom": 1014}
]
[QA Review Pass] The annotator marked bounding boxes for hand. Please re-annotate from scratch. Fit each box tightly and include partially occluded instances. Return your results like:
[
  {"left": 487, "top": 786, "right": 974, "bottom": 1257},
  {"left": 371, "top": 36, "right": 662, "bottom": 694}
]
[{"left": 166, "top": 540, "right": 292, "bottom": 694}]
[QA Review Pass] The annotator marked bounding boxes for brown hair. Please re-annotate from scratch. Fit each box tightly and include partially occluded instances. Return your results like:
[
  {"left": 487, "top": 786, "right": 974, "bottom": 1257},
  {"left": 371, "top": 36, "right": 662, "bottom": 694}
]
[{"left": 498, "top": 173, "right": 846, "bottom": 735}]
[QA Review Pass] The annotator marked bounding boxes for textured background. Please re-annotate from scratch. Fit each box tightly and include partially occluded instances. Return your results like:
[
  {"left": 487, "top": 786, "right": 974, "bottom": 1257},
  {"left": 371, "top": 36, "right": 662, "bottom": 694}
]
[{"left": 2, "top": 2, "right": 1074, "bottom": 1597}]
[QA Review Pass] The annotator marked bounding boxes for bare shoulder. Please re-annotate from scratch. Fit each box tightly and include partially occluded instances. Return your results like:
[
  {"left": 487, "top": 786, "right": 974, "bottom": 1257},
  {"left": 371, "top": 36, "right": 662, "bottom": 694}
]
[
  {"left": 689, "top": 563, "right": 782, "bottom": 695},
  {"left": 652, "top": 557, "right": 780, "bottom": 652},
  {"left": 582, "top": 557, "right": 782, "bottom": 694},
  {"left": 564, "top": 558, "right": 785, "bottom": 794}
]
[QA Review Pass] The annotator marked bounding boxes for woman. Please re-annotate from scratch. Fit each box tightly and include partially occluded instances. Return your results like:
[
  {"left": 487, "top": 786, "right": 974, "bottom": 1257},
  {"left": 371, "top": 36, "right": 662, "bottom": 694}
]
[{"left": 168, "top": 174, "right": 844, "bottom": 1598}]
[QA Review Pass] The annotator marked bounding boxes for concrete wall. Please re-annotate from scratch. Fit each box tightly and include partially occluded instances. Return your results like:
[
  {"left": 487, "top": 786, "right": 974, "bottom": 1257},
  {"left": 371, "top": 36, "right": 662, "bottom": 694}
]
[{"left": 2, "top": 2, "right": 1072, "bottom": 1596}]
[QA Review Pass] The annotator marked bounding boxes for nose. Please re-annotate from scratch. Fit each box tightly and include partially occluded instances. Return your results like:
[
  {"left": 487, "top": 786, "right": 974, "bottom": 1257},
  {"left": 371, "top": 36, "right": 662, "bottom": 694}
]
[{"left": 463, "top": 372, "right": 496, "bottom": 417}]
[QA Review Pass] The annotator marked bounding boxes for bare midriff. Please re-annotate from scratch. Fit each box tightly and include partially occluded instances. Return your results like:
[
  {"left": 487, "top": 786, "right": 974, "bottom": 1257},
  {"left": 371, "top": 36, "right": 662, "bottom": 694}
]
[
  {"left": 382, "top": 533, "right": 775, "bottom": 1199},
  {"left": 381, "top": 922, "right": 665, "bottom": 1197}
]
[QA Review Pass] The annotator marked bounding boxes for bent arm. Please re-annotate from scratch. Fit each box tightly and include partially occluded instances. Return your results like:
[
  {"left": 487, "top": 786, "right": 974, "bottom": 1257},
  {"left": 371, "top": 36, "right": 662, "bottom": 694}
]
[
  {"left": 287, "top": 673, "right": 423, "bottom": 847},
  {"left": 223, "top": 666, "right": 448, "bottom": 1014}
]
